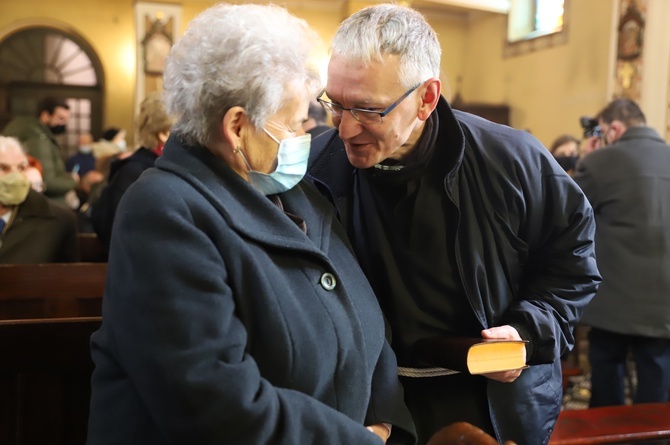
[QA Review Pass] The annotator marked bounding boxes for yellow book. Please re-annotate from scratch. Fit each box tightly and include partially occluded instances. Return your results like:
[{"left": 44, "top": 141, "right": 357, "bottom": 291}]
[{"left": 413, "top": 337, "right": 528, "bottom": 375}]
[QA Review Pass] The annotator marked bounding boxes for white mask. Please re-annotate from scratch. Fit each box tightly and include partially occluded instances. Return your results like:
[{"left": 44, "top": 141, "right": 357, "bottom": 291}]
[{"left": 237, "top": 129, "right": 311, "bottom": 195}]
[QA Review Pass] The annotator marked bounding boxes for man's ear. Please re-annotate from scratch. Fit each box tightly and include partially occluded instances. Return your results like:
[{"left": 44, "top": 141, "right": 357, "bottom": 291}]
[
  {"left": 610, "top": 120, "right": 627, "bottom": 140},
  {"left": 417, "top": 78, "right": 441, "bottom": 121},
  {"left": 221, "top": 106, "right": 248, "bottom": 148},
  {"left": 38, "top": 110, "right": 50, "bottom": 125}
]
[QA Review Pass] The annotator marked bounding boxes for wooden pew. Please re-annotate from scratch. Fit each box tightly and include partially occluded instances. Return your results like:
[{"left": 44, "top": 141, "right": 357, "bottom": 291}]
[
  {"left": 0, "top": 317, "right": 102, "bottom": 445},
  {"left": 77, "top": 233, "right": 107, "bottom": 263},
  {"left": 0, "top": 263, "right": 107, "bottom": 445},
  {"left": 0, "top": 262, "right": 106, "bottom": 319},
  {"left": 550, "top": 403, "right": 670, "bottom": 444}
]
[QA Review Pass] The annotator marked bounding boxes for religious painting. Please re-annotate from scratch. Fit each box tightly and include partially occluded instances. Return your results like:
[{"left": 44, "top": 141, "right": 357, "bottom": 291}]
[
  {"left": 142, "top": 14, "right": 173, "bottom": 75},
  {"left": 617, "top": 2, "right": 644, "bottom": 61}
]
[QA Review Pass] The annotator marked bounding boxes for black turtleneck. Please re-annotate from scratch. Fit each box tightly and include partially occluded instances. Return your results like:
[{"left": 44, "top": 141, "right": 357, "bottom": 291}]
[{"left": 348, "top": 111, "right": 482, "bottom": 366}]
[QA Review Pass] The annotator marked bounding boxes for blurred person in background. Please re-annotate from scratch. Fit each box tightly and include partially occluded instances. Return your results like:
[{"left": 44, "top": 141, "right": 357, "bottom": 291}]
[
  {"left": 91, "top": 92, "right": 172, "bottom": 249},
  {"left": 548, "top": 134, "right": 580, "bottom": 175},
  {"left": 91, "top": 127, "right": 128, "bottom": 159},
  {"left": 573, "top": 98, "right": 670, "bottom": 408},
  {"left": 0, "top": 136, "right": 78, "bottom": 263},
  {"left": 2, "top": 97, "right": 78, "bottom": 206},
  {"left": 303, "top": 99, "right": 332, "bottom": 138}
]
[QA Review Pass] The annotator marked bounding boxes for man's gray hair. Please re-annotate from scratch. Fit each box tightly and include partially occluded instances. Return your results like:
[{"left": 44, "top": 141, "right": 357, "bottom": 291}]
[
  {"left": 330, "top": 4, "right": 441, "bottom": 88},
  {"left": 163, "top": 3, "right": 321, "bottom": 147},
  {"left": 0, "top": 136, "right": 25, "bottom": 155}
]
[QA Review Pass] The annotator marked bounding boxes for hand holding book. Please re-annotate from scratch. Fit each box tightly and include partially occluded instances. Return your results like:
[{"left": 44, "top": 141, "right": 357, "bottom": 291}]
[{"left": 412, "top": 326, "right": 528, "bottom": 380}]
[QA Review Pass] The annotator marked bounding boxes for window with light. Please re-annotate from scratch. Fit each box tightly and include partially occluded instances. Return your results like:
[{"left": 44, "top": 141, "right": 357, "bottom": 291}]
[{"left": 508, "top": 0, "right": 565, "bottom": 42}]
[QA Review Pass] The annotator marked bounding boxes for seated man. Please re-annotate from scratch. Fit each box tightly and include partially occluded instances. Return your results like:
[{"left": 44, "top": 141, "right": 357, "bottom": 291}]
[{"left": 0, "top": 136, "right": 79, "bottom": 263}]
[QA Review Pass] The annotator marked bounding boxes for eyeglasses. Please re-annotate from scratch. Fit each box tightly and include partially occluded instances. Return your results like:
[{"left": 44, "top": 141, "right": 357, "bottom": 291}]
[{"left": 317, "top": 83, "right": 421, "bottom": 124}]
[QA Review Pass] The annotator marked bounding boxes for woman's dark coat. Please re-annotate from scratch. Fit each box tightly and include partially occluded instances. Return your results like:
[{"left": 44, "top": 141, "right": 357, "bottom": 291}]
[{"left": 87, "top": 138, "right": 415, "bottom": 444}]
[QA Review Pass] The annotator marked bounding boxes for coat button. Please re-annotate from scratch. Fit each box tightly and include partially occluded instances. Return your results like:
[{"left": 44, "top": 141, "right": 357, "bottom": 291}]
[{"left": 320, "top": 273, "right": 336, "bottom": 290}]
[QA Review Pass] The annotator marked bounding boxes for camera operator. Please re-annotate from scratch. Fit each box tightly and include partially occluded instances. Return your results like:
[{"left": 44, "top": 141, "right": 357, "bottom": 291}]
[
  {"left": 573, "top": 98, "right": 670, "bottom": 409},
  {"left": 579, "top": 116, "right": 604, "bottom": 156}
]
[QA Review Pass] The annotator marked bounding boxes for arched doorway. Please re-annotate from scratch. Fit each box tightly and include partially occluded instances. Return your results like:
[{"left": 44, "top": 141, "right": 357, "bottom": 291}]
[{"left": 0, "top": 26, "right": 104, "bottom": 156}]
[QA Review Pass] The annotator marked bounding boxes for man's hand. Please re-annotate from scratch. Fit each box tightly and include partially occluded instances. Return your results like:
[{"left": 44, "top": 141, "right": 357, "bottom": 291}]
[
  {"left": 581, "top": 135, "right": 602, "bottom": 155},
  {"left": 480, "top": 325, "right": 526, "bottom": 383},
  {"left": 80, "top": 170, "right": 104, "bottom": 193},
  {"left": 366, "top": 423, "right": 391, "bottom": 443}
]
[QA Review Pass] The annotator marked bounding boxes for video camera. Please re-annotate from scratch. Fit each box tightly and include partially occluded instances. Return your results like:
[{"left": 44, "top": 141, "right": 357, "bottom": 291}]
[{"left": 580, "top": 116, "right": 603, "bottom": 139}]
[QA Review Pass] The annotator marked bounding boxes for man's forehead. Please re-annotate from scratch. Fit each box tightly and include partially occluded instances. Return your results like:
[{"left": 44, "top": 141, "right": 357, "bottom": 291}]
[
  {"left": 0, "top": 148, "right": 28, "bottom": 165},
  {"left": 52, "top": 106, "right": 70, "bottom": 117}
]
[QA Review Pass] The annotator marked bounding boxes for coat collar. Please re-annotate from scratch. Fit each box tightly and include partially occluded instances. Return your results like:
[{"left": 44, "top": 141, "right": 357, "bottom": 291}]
[
  {"left": 618, "top": 125, "right": 665, "bottom": 145},
  {"left": 17, "top": 189, "right": 59, "bottom": 219},
  {"left": 156, "top": 137, "right": 333, "bottom": 259}
]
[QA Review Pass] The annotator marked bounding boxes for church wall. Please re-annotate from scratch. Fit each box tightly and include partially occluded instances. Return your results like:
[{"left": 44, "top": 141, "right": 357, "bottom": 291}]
[{"left": 1, "top": 0, "right": 650, "bottom": 151}]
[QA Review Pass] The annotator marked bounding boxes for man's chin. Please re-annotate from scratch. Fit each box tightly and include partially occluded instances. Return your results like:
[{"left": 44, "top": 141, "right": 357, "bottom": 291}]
[{"left": 344, "top": 145, "right": 379, "bottom": 169}]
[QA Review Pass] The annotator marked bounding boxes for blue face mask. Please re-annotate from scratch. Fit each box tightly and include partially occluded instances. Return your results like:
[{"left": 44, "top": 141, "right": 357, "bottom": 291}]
[{"left": 238, "top": 127, "right": 311, "bottom": 195}]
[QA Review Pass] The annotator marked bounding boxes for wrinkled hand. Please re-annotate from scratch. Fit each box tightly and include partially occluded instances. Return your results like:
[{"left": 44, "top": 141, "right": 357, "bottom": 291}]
[
  {"left": 366, "top": 423, "right": 391, "bottom": 443},
  {"left": 427, "top": 421, "right": 517, "bottom": 445},
  {"left": 480, "top": 325, "right": 526, "bottom": 383}
]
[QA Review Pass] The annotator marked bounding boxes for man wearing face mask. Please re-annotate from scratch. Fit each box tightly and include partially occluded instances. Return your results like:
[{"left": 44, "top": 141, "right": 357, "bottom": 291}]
[
  {"left": 2, "top": 97, "right": 78, "bottom": 205},
  {"left": 0, "top": 136, "right": 79, "bottom": 263},
  {"left": 573, "top": 98, "right": 670, "bottom": 409}
]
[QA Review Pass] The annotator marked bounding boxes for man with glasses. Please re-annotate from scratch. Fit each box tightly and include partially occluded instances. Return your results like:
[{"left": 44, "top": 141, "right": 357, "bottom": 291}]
[
  {"left": 573, "top": 98, "right": 670, "bottom": 410},
  {"left": 307, "top": 4, "right": 600, "bottom": 444}
]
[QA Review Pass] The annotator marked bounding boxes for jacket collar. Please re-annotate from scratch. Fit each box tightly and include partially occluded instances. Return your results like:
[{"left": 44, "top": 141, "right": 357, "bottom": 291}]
[
  {"left": 618, "top": 125, "right": 665, "bottom": 145},
  {"left": 17, "top": 189, "right": 58, "bottom": 219},
  {"left": 37, "top": 120, "right": 59, "bottom": 144},
  {"left": 156, "top": 137, "right": 333, "bottom": 258}
]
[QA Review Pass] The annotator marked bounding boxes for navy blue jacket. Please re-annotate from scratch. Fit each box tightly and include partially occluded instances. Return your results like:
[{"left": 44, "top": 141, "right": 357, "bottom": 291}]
[
  {"left": 307, "top": 97, "right": 601, "bottom": 444},
  {"left": 87, "top": 137, "right": 415, "bottom": 444}
]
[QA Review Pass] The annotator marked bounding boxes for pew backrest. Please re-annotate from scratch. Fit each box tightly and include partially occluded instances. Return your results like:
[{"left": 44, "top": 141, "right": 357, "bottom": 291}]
[
  {"left": 77, "top": 232, "right": 107, "bottom": 262},
  {"left": 550, "top": 402, "right": 670, "bottom": 444},
  {"left": 0, "top": 316, "right": 101, "bottom": 444},
  {"left": 0, "top": 262, "right": 106, "bottom": 319}
]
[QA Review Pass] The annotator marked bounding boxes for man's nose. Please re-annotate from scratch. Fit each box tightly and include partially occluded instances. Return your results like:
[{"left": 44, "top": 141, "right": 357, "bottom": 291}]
[{"left": 336, "top": 111, "right": 363, "bottom": 140}]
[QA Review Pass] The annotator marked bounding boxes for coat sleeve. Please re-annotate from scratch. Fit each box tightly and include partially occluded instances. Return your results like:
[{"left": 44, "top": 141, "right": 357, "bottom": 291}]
[
  {"left": 100, "top": 178, "right": 388, "bottom": 445},
  {"left": 366, "top": 340, "right": 416, "bottom": 444},
  {"left": 501, "top": 134, "right": 601, "bottom": 364}
]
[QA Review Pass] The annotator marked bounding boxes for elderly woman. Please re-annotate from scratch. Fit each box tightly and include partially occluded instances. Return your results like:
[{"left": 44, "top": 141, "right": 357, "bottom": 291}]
[{"left": 86, "top": 4, "right": 414, "bottom": 445}]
